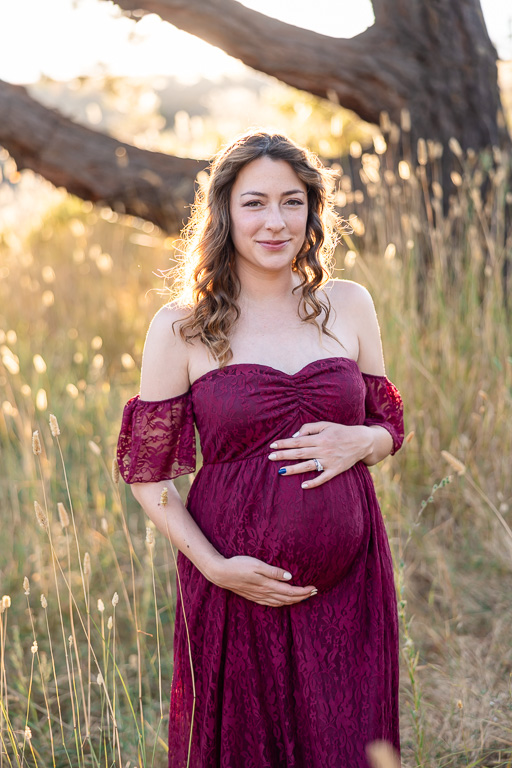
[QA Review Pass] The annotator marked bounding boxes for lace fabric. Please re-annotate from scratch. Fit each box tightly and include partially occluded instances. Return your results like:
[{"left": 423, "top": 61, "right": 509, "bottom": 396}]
[
  {"left": 116, "top": 392, "right": 196, "bottom": 483},
  {"left": 362, "top": 372, "right": 404, "bottom": 455}
]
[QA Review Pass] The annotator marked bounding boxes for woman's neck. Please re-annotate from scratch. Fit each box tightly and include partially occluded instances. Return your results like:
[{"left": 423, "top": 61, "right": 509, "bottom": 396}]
[{"left": 236, "top": 264, "right": 300, "bottom": 306}]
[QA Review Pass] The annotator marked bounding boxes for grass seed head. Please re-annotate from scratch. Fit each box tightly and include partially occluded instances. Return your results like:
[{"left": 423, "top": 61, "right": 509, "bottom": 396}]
[
  {"left": 2, "top": 595, "right": 11, "bottom": 609},
  {"left": 417, "top": 138, "right": 427, "bottom": 166},
  {"left": 40, "top": 594, "right": 47, "bottom": 609},
  {"left": 24, "top": 726, "right": 32, "bottom": 741},
  {"left": 146, "top": 526, "right": 154, "bottom": 547},
  {"left": 112, "top": 457, "right": 120, "bottom": 484},
  {"left": 160, "top": 486, "right": 168, "bottom": 506},
  {"left": 23, "top": 577, "right": 30, "bottom": 595},
  {"left": 98, "top": 598, "right": 105, "bottom": 612},
  {"left": 57, "top": 502, "right": 69, "bottom": 528},
  {"left": 32, "top": 430, "right": 42, "bottom": 455},
  {"left": 441, "top": 450, "right": 466, "bottom": 476},
  {"left": 83, "top": 552, "right": 91, "bottom": 576},
  {"left": 31, "top": 641, "right": 38, "bottom": 654},
  {"left": 366, "top": 740, "right": 400, "bottom": 768},
  {"left": 107, "top": 616, "right": 113, "bottom": 630},
  {"left": 34, "top": 501, "right": 48, "bottom": 531},
  {"left": 112, "top": 591, "right": 119, "bottom": 607},
  {"left": 88, "top": 440, "right": 101, "bottom": 456},
  {"left": 49, "top": 413, "right": 60, "bottom": 437},
  {"left": 449, "top": 136, "right": 463, "bottom": 157}
]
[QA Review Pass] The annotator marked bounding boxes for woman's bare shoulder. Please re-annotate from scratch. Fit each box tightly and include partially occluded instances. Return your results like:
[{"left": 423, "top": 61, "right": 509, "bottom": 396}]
[
  {"left": 324, "top": 278, "right": 374, "bottom": 313},
  {"left": 147, "top": 300, "right": 193, "bottom": 337},
  {"left": 140, "top": 301, "right": 194, "bottom": 399},
  {"left": 325, "top": 279, "right": 385, "bottom": 373}
]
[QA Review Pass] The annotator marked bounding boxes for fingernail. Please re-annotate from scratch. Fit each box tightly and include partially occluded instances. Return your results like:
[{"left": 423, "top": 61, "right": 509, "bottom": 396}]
[
  {"left": 278, "top": 467, "right": 287, "bottom": 475},
  {"left": 301, "top": 482, "right": 309, "bottom": 488},
  {"left": 309, "top": 589, "right": 318, "bottom": 597},
  {"left": 269, "top": 442, "right": 278, "bottom": 449},
  {"left": 283, "top": 571, "right": 292, "bottom": 580},
  {"left": 268, "top": 453, "right": 276, "bottom": 460},
  {"left": 292, "top": 431, "right": 300, "bottom": 438}
]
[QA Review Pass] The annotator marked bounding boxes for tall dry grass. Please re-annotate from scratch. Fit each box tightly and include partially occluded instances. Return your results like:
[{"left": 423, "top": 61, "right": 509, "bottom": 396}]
[{"left": 0, "top": 129, "right": 511, "bottom": 766}]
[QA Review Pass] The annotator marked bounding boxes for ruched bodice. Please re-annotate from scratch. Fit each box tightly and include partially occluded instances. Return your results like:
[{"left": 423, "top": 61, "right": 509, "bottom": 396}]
[
  {"left": 117, "top": 357, "right": 404, "bottom": 768},
  {"left": 192, "top": 357, "right": 367, "bottom": 465}
]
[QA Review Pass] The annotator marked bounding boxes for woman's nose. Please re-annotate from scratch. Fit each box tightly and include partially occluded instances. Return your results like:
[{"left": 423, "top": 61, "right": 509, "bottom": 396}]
[{"left": 265, "top": 205, "right": 285, "bottom": 232}]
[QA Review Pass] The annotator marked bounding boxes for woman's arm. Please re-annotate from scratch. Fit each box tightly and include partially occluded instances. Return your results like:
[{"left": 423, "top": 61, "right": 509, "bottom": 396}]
[
  {"left": 130, "top": 304, "right": 225, "bottom": 579},
  {"left": 349, "top": 283, "right": 395, "bottom": 465},
  {"left": 131, "top": 479, "right": 225, "bottom": 581}
]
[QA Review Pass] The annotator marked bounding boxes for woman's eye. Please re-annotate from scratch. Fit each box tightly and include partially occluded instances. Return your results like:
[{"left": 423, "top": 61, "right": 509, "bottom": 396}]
[
  {"left": 243, "top": 200, "right": 262, "bottom": 207},
  {"left": 286, "top": 199, "right": 304, "bottom": 206}
]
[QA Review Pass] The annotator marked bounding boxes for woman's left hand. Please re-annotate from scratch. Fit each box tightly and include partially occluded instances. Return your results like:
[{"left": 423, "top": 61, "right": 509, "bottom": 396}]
[{"left": 268, "top": 422, "right": 374, "bottom": 489}]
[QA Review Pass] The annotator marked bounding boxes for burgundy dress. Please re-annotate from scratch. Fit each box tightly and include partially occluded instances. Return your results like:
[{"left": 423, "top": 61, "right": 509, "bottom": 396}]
[{"left": 117, "top": 356, "right": 404, "bottom": 768}]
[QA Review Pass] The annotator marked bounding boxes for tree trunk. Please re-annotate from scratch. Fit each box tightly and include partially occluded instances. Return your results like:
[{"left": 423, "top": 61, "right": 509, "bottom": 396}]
[{"left": 0, "top": 79, "right": 206, "bottom": 232}]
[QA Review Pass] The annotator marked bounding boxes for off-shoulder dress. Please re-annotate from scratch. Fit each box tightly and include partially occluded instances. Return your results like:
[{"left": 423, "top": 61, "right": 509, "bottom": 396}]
[{"left": 117, "top": 356, "right": 404, "bottom": 768}]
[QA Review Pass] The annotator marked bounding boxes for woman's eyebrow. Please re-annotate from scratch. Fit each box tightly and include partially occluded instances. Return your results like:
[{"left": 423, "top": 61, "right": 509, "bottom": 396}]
[{"left": 240, "top": 189, "right": 306, "bottom": 197}]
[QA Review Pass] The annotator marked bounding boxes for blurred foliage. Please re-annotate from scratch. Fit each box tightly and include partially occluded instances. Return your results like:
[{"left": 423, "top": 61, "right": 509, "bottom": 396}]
[{"left": 29, "top": 72, "right": 377, "bottom": 159}]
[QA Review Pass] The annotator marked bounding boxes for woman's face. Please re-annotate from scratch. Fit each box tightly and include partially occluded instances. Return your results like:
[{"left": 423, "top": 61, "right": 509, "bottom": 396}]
[{"left": 229, "top": 156, "right": 308, "bottom": 274}]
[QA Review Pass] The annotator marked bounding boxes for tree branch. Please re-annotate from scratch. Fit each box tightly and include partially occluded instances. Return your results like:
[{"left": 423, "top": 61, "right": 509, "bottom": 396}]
[
  {"left": 0, "top": 79, "right": 206, "bottom": 232},
  {"left": 110, "top": 0, "right": 414, "bottom": 123}
]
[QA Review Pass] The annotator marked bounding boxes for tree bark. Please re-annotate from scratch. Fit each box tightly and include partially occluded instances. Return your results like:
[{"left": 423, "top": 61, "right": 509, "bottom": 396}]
[
  {"left": 112, "top": 0, "right": 509, "bottom": 152},
  {"left": 0, "top": 79, "right": 206, "bottom": 232}
]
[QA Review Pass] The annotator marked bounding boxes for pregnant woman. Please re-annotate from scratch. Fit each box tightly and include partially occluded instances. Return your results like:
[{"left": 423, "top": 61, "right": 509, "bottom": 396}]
[{"left": 117, "top": 131, "right": 404, "bottom": 767}]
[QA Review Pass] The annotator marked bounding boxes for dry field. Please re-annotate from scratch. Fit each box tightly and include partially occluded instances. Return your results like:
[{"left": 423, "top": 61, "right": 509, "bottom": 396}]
[{"left": 0, "top": 132, "right": 511, "bottom": 766}]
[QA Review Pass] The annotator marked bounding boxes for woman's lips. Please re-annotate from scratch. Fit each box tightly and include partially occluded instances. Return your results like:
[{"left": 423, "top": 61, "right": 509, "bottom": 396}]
[{"left": 257, "top": 240, "right": 291, "bottom": 251}]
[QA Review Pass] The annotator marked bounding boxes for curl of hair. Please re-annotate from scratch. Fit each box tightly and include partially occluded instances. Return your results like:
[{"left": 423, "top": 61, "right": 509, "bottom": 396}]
[{"left": 168, "top": 131, "right": 342, "bottom": 366}]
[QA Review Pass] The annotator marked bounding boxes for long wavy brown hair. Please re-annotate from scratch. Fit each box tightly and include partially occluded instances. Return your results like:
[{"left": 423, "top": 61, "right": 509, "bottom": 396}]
[{"left": 170, "top": 131, "right": 341, "bottom": 366}]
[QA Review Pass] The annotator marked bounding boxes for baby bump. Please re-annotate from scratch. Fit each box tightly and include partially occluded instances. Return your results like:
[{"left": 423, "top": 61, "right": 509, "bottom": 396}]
[{"left": 188, "top": 460, "right": 369, "bottom": 593}]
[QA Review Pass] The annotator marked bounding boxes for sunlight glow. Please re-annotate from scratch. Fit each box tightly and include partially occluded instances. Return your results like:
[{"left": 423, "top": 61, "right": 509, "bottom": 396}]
[
  {"left": 0, "top": 0, "right": 373, "bottom": 85},
  {"left": 0, "top": 0, "right": 509, "bottom": 86}
]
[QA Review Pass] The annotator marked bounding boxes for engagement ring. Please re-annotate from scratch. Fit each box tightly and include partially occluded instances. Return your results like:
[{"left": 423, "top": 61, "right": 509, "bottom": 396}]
[{"left": 313, "top": 458, "right": 324, "bottom": 472}]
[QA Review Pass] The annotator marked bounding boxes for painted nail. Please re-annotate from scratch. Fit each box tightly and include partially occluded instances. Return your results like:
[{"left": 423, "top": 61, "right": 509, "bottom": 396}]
[
  {"left": 283, "top": 571, "right": 292, "bottom": 580},
  {"left": 269, "top": 442, "right": 278, "bottom": 449},
  {"left": 292, "top": 431, "right": 300, "bottom": 438},
  {"left": 278, "top": 468, "right": 287, "bottom": 475},
  {"left": 268, "top": 453, "right": 277, "bottom": 460},
  {"left": 301, "top": 482, "right": 309, "bottom": 488},
  {"left": 310, "top": 589, "right": 318, "bottom": 597}
]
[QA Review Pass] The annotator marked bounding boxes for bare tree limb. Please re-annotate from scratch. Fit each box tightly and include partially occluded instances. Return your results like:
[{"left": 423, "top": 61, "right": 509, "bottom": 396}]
[
  {"left": 0, "top": 0, "right": 507, "bottom": 232},
  {"left": 110, "top": 0, "right": 508, "bottom": 150},
  {"left": 110, "top": 0, "right": 410, "bottom": 124},
  {"left": 0, "top": 78, "right": 206, "bottom": 232}
]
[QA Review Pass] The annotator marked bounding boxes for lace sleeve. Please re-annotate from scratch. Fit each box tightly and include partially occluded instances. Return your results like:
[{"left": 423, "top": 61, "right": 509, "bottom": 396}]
[
  {"left": 116, "top": 391, "right": 196, "bottom": 483},
  {"left": 361, "top": 372, "right": 404, "bottom": 455}
]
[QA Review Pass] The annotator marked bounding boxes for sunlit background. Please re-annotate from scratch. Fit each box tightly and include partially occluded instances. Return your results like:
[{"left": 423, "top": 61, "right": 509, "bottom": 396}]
[
  {"left": 0, "top": 3, "right": 512, "bottom": 766},
  {"left": 0, "top": 0, "right": 510, "bottom": 85}
]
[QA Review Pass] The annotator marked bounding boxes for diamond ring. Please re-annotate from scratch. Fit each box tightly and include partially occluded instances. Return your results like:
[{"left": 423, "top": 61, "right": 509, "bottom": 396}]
[{"left": 313, "top": 458, "right": 324, "bottom": 472}]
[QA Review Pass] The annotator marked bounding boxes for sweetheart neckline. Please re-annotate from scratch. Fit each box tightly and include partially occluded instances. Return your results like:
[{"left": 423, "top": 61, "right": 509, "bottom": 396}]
[{"left": 190, "top": 355, "right": 386, "bottom": 388}]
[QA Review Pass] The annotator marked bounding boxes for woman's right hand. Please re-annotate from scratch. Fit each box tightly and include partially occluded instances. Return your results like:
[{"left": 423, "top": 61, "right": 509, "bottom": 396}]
[{"left": 207, "top": 555, "right": 317, "bottom": 607}]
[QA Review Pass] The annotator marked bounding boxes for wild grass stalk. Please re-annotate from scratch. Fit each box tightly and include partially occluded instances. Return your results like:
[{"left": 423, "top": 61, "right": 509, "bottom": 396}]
[
  {"left": 89, "top": 444, "right": 147, "bottom": 759},
  {"left": 50, "top": 421, "right": 90, "bottom": 740},
  {"left": 145, "top": 525, "right": 165, "bottom": 766}
]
